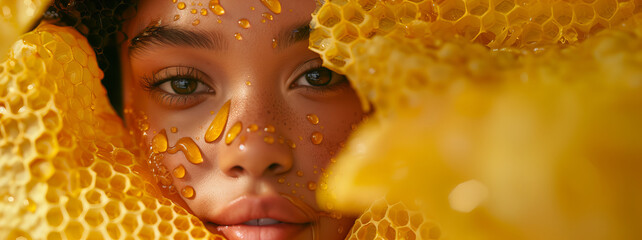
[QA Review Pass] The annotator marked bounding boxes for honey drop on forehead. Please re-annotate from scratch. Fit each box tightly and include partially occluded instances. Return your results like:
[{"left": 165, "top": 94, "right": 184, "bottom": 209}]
[
  {"left": 167, "top": 137, "right": 204, "bottom": 164},
  {"left": 209, "top": 0, "right": 225, "bottom": 15},
  {"left": 173, "top": 165, "right": 186, "bottom": 179},
  {"left": 306, "top": 114, "right": 319, "bottom": 125},
  {"left": 151, "top": 129, "right": 168, "bottom": 153},
  {"left": 181, "top": 186, "right": 195, "bottom": 199},
  {"left": 264, "top": 125, "right": 275, "bottom": 133},
  {"left": 200, "top": 8, "right": 208, "bottom": 16},
  {"left": 261, "top": 12, "right": 274, "bottom": 21},
  {"left": 192, "top": 19, "right": 200, "bottom": 26},
  {"left": 225, "top": 121, "right": 243, "bottom": 144},
  {"left": 311, "top": 132, "right": 323, "bottom": 145},
  {"left": 238, "top": 19, "right": 251, "bottom": 29},
  {"left": 260, "top": 0, "right": 282, "bottom": 14},
  {"left": 205, "top": 100, "right": 231, "bottom": 142},
  {"left": 234, "top": 33, "right": 243, "bottom": 40},
  {"left": 177, "top": 2, "right": 186, "bottom": 10}
]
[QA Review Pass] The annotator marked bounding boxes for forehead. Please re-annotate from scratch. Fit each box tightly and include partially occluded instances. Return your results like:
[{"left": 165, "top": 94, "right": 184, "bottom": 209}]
[{"left": 126, "top": 0, "right": 317, "bottom": 40}]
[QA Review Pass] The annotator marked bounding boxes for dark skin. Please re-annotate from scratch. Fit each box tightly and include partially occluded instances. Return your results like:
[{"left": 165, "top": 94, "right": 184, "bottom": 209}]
[{"left": 120, "top": 0, "right": 365, "bottom": 239}]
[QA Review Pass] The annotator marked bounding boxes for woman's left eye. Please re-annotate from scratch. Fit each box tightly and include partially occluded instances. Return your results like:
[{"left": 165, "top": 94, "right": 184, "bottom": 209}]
[
  {"left": 292, "top": 67, "right": 346, "bottom": 88},
  {"left": 158, "top": 77, "right": 211, "bottom": 95}
]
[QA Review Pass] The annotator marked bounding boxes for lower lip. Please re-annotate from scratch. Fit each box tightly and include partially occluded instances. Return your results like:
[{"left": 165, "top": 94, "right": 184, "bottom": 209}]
[{"left": 212, "top": 223, "right": 308, "bottom": 240}]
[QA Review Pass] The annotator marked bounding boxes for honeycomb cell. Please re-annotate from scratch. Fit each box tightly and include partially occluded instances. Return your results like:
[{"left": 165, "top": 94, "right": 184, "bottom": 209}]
[
  {"left": 507, "top": 7, "right": 529, "bottom": 25},
  {"left": 574, "top": 4, "right": 595, "bottom": 25},
  {"left": 522, "top": 22, "right": 543, "bottom": 44},
  {"left": 494, "top": 0, "right": 515, "bottom": 13},
  {"left": 64, "top": 220, "right": 85, "bottom": 239},
  {"left": 395, "top": 2, "right": 419, "bottom": 24},
  {"left": 542, "top": 20, "right": 561, "bottom": 41},
  {"left": 333, "top": 22, "right": 360, "bottom": 43},
  {"left": 594, "top": 0, "right": 618, "bottom": 19},
  {"left": 85, "top": 208, "right": 105, "bottom": 227},
  {"left": 388, "top": 203, "right": 410, "bottom": 226},
  {"left": 439, "top": 0, "right": 466, "bottom": 21},
  {"left": 318, "top": 4, "right": 342, "bottom": 28},
  {"left": 343, "top": 2, "right": 365, "bottom": 24},
  {"left": 358, "top": 0, "right": 377, "bottom": 11},
  {"left": 553, "top": 1, "right": 574, "bottom": 26},
  {"left": 121, "top": 213, "right": 139, "bottom": 234},
  {"left": 454, "top": 15, "right": 482, "bottom": 40},
  {"left": 46, "top": 207, "right": 64, "bottom": 227},
  {"left": 468, "top": 0, "right": 490, "bottom": 16}
]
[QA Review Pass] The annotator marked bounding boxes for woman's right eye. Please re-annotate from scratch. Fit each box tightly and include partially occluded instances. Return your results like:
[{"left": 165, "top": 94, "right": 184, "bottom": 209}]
[{"left": 158, "top": 77, "right": 210, "bottom": 95}]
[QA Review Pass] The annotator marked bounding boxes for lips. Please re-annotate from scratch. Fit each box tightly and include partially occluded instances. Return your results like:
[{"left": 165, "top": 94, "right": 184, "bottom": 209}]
[{"left": 205, "top": 195, "right": 314, "bottom": 240}]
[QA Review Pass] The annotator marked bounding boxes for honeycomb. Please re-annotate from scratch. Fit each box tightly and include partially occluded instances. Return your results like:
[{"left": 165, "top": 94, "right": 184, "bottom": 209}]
[
  {"left": 312, "top": 1, "right": 642, "bottom": 240},
  {"left": 0, "top": 0, "right": 51, "bottom": 57},
  {"left": 0, "top": 23, "right": 225, "bottom": 239}
]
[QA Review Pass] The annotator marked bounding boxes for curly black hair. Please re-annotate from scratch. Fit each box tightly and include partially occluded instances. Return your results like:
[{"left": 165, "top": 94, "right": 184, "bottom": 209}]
[{"left": 44, "top": 0, "right": 139, "bottom": 115}]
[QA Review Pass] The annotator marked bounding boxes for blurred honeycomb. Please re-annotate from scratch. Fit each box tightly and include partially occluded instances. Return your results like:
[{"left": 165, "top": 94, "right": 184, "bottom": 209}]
[
  {"left": 346, "top": 198, "right": 441, "bottom": 240},
  {"left": 310, "top": 0, "right": 642, "bottom": 76},
  {"left": 0, "top": 23, "right": 225, "bottom": 239},
  {"left": 0, "top": 0, "right": 51, "bottom": 57}
]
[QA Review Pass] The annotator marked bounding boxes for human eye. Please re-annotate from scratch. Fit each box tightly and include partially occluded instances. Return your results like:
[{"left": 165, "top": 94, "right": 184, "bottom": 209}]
[
  {"left": 141, "top": 66, "right": 215, "bottom": 108},
  {"left": 290, "top": 64, "right": 348, "bottom": 91}
]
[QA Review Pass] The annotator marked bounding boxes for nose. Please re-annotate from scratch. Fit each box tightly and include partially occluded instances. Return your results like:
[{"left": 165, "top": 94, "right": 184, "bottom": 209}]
[{"left": 218, "top": 131, "right": 293, "bottom": 178}]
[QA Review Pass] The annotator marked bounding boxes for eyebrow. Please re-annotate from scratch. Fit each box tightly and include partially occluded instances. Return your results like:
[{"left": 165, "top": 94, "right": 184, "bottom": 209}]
[
  {"left": 276, "top": 22, "right": 311, "bottom": 50},
  {"left": 129, "top": 24, "right": 226, "bottom": 57}
]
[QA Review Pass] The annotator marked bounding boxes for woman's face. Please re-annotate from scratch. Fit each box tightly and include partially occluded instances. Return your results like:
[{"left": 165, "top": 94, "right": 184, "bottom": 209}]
[{"left": 120, "top": 0, "right": 364, "bottom": 239}]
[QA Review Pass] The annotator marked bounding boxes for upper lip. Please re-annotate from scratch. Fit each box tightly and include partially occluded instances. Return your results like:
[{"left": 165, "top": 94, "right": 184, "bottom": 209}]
[{"left": 208, "top": 195, "right": 313, "bottom": 226}]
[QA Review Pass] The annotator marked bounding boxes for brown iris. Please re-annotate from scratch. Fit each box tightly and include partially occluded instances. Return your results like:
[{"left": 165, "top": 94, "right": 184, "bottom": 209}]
[
  {"left": 304, "top": 68, "right": 332, "bottom": 86},
  {"left": 171, "top": 78, "right": 198, "bottom": 94}
]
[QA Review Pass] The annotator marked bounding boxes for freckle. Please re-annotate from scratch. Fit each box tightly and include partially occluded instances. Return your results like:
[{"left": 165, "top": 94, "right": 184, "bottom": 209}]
[
  {"left": 245, "top": 81, "right": 252, "bottom": 86},
  {"left": 181, "top": 186, "right": 195, "bottom": 199},
  {"left": 277, "top": 178, "right": 285, "bottom": 184},
  {"left": 234, "top": 33, "right": 243, "bottom": 40},
  {"left": 173, "top": 14, "right": 181, "bottom": 21},
  {"left": 200, "top": 8, "right": 208, "bottom": 15},
  {"left": 192, "top": 19, "right": 200, "bottom": 26},
  {"left": 296, "top": 170, "right": 303, "bottom": 177},
  {"left": 310, "top": 132, "right": 323, "bottom": 145},
  {"left": 191, "top": 9, "right": 197, "bottom": 14},
  {"left": 177, "top": 2, "right": 186, "bottom": 10}
]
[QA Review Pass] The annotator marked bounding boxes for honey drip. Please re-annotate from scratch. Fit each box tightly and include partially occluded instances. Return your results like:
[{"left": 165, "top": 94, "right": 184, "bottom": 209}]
[
  {"left": 260, "top": 0, "right": 282, "bottom": 14},
  {"left": 264, "top": 125, "right": 275, "bottom": 133},
  {"left": 234, "top": 33, "right": 243, "bottom": 40},
  {"left": 264, "top": 136, "right": 275, "bottom": 144},
  {"left": 200, "top": 8, "right": 208, "bottom": 16},
  {"left": 173, "top": 14, "right": 180, "bottom": 21},
  {"left": 205, "top": 100, "right": 231, "bottom": 142},
  {"left": 190, "top": 9, "right": 197, "bottom": 14},
  {"left": 306, "top": 114, "right": 319, "bottom": 125},
  {"left": 173, "top": 165, "right": 186, "bottom": 179},
  {"left": 208, "top": 0, "right": 225, "bottom": 15},
  {"left": 245, "top": 81, "right": 252, "bottom": 86},
  {"left": 238, "top": 19, "right": 251, "bottom": 29},
  {"left": 151, "top": 129, "right": 168, "bottom": 153},
  {"left": 247, "top": 124, "right": 258, "bottom": 132},
  {"left": 181, "top": 186, "right": 195, "bottom": 199},
  {"left": 281, "top": 194, "right": 320, "bottom": 240},
  {"left": 192, "top": 19, "right": 200, "bottom": 26},
  {"left": 311, "top": 132, "right": 323, "bottom": 145},
  {"left": 262, "top": 12, "right": 274, "bottom": 21},
  {"left": 167, "top": 137, "right": 204, "bottom": 164},
  {"left": 225, "top": 121, "right": 243, "bottom": 144}
]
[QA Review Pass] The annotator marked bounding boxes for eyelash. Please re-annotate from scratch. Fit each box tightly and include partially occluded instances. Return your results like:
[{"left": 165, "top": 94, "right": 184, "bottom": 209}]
[
  {"left": 289, "top": 62, "right": 349, "bottom": 94},
  {"left": 141, "top": 66, "right": 213, "bottom": 108}
]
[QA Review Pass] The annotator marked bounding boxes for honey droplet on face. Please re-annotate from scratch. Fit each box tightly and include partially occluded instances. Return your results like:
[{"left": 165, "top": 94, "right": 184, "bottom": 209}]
[
  {"left": 173, "top": 14, "right": 181, "bottom": 21},
  {"left": 181, "top": 186, "right": 195, "bottom": 199},
  {"left": 209, "top": 0, "right": 225, "bottom": 15},
  {"left": 190, "top": 9, "right": 197, "bottom": 14},
  {"left": 170, "top": 127, "right": 178, "bottom": 133},
  {"left": 238, "top": 19, "right": 251, "bottom": 29},
  {"left": 286, "top": 139, "right": 296, "bottom": 149},
  {"left": 217, "top": 19, "right": 222, "bottom": 23},
  {"left": 192, "top": 19, "right": 200, "bottom": 26},
  {"left": 177, "top": 2, "right": 187, "bottom": 10},
  {"left": 152, "top": 129, "right": 168, "bottom": 153},
  {"left": 260, "top": 0, "right": 282, "bottom": 14},
  {"left": 205, "top": 100, "right": 231, "bottom": 142},
  {"left": 247, "top": 124, "right": 258, "bottom": 132},
  {"left": 225, "top": 121, "right": 243, "bottom": 144},
  {"left": 272, "top": 38, "right": 277, "bottom": 49},
  {"left": 311, "top": 132, "right": 323, "bottom": 145},
  {"left": 250, "top": 6, "right": 255, "bottom": 10},
  {"left": 245, "top": 81, "right": 252, "bottom": 86},
  {"left": 261, "top": 12, "right": 274, "bottom": 21},
  {"left": 307, "top": 181, "right": 317, "bottom": 191},
  {"left": 200, "top": 8, "right": 208, "bottom": 15},
  {"left": 320, "top": 182, "right": 328, "bottom": 190},
  {"left": 264, "top": 125, "right": 275, "bottom": 133},
  {"left": 296, "top": 170, "right": 304, "bottom": 177},
  {"left": 264, "top": 136, "right": 275, "bottom": 144},
  {"left": 173, "top": 165, "right": 186, "bottom": 179},
  {"left": 167, "top": 137, "right": 204, "bottom": 164},
  {"left": 234, "top": 33, "right": 243, "bottom": 40},
  {"left": 306, "top": 114, "right": 319, "bottom": 125},
  {"left": 277, "top": 177, "right": 285, "bottom": 184}
]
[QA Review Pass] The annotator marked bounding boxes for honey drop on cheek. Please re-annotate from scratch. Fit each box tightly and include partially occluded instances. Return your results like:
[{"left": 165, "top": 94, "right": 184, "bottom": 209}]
[
  {"left": 225, "top": 121, "right": 243, "bottom": 144},
  {"left": 311, "top": 132, "right": 323, "bottom": 145},
  {"left": 181, "top": 186, "right": 195, "bottom": 199},
  {"left": 173, "top": 165, "right": 186, "bottom": 179},
  {"left": 151, "top": 129, "right": 168, "bottom": 153},
  {"left": 167, "top": 138, "right": 203, "bottom": 164},
  {"left": 260, "top": 0, "right": 282, "bottom": 14},
  {"left": 205, "top": 100, "right": 231, "bottom": 142}
]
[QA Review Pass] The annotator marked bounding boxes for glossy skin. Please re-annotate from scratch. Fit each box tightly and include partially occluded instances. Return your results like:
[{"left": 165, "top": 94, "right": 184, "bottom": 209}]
[{"left": 120, "top": 0, "right": 365, "bottom": 239}]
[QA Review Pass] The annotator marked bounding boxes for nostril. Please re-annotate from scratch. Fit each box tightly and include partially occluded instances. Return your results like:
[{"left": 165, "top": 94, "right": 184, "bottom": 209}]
[
  {"left": 267, "top": 163, "right": 281, "bottom": 172},
  {"left": 229, "top": 166, "right": 244, "bottom": 177}
]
